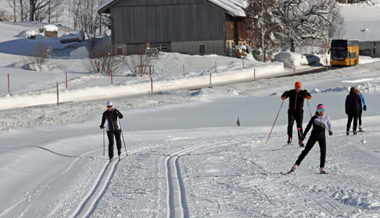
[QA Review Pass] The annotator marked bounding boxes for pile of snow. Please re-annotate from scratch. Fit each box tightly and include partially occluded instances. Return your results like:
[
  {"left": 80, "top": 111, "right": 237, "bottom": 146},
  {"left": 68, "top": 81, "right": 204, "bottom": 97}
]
[
  {"left": 39, "top": 24, "right": 58, "bottom": 33},
  {"left": 59, "top": 30, "right": 85, "bottom": 43},
  {"left": 274, "top": 51, "right": 309, "bottom": 68},
  {"left": 24, "top": 30, "right": 39, "bottom": 39}
]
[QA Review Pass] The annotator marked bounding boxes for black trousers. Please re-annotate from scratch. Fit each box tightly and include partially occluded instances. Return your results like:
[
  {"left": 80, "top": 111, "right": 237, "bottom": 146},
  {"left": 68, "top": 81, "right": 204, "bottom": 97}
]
[
  {"left": 347, "top": 112, "right": 359, "bottom": 132},
  {"left": 358, "top": 110, "right": 362, "bottom": 127},
  {"left": 107, "top": 130, "right": 122, "bottom": 159},
  {"left": 288, "top": 110, "right": 304, "bottom": 140},
  {"left": 295, "top": 135, "right": 326, "bottom": 168}
]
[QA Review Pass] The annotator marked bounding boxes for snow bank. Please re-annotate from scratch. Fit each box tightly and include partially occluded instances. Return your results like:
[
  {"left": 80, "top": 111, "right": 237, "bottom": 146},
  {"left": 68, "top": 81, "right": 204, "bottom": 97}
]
[{"left": 274, "top": 51, "right": 308, "bottom": 68}]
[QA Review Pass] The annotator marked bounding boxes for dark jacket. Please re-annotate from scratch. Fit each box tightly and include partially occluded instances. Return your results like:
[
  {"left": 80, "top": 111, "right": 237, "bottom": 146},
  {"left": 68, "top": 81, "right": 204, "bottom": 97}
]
[
  {"left": 281, "top": 89, "right": 312, "bottom": 112},
  {"left": 345, "top": 90, "right": 362, "bottom": 115},
  {"left": 100, "top": 109, "right": 123, "bottom": 131}
]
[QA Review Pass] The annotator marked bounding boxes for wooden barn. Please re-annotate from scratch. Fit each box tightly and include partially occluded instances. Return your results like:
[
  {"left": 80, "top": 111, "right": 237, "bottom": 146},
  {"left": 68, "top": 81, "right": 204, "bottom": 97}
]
[{"left": 97, "top": 0, "right": 249, "bottom": 56}]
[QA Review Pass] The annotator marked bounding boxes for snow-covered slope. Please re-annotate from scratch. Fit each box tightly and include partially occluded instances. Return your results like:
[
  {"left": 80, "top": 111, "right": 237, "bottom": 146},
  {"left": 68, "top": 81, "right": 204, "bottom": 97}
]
[{"left": 1, "top": 58, "right": 380, "bottom": 217}]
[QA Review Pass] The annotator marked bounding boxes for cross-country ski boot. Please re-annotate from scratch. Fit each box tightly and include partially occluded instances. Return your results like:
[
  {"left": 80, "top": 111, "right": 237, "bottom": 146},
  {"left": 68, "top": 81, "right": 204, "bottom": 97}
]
[
  {"left": 287, "top": 136, "right": 292, "bottom": 144},
  {"left": 299, "top": 140, "right": 304, "bottom": 147},
  {"left": 320, "top": 168, "right": 327, "bottom": 174},
  {"left": 285, "top": 164, "right": 298, "bottom": 175},
  {"left": 359, "top": 126, "right": 364, "bottom": 132}
]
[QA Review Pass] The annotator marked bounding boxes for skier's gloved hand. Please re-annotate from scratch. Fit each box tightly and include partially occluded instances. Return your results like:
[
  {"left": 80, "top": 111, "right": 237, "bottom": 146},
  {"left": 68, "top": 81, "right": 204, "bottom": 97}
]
[
  {"left": 99, "top": 125, "right": 105, "bottom": 129},
  {"left": 329, "top": 131, "right": 333, "bottom": 136},
  {"left": 363, "top": 105, "right": 367, "bottom": 111}
]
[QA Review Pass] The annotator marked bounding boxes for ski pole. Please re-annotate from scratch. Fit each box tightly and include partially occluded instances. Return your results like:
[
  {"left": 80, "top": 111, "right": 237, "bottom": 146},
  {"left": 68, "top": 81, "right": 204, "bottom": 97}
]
[
  {"left": 307, "top": 99, "right": 312, "bottom": 118},
  {"left": 102, "top": 128, "right": 105, "bottom": 156},
  {"left": 265, "top": 100, "right": 285, "bottom": 144},
  {"left": 118, "top": 120, "right": 128, "bottom": 156}
]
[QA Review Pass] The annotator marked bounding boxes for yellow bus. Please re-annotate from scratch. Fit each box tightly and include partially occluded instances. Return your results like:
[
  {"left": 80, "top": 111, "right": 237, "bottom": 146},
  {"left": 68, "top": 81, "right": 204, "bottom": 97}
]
[{"left": 330, "top": 39, "right": 359, "bottom": 67}]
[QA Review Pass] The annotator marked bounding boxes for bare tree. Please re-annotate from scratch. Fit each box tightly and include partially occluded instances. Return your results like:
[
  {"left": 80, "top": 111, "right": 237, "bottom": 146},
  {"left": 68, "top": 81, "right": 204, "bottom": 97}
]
[
  {"left": 247, "top": 0, "right": 284, "bottom": 61},
  {"left": 8, "top": 0, "right": 28, "bottom": 22},
  {"left": 10, "top": 0, "right": 17, "bottom": 22},
  {"left": 29, "top": 0, "right": 62, "bottom": 23},
  {"left": 72, "top": 0, "right": 101, "bottom": 36},
  {"left": 247, "top": 0, "right": 343, "bottom": 60},
  {"left": 275, "top": 0, "right": 343, "bottom": 52}
]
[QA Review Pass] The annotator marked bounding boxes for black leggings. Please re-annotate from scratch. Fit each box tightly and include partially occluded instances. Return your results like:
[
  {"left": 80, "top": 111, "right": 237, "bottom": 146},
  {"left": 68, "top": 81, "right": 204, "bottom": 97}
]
[
  {"left": 107, "top": 130, "right": 122, "bottom": 159},
  {"left": 358, "top": 110, "right": 362, "bottom": 127},
  {"left": 295, "top": 135, "right": 326, "bottom": 168},
  {"left": 347, "top": 113, "right": 359, "bottom": 132},
  {"left": 288, "top": 111, "right": 304, "bottom": 140}
]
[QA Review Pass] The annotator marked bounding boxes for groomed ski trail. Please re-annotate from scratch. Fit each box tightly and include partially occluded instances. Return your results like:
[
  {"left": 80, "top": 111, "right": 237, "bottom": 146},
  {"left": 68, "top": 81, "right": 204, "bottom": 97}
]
[
  {"left": 164, "top": 140, "right": 236, "bottom": 218},
  {"left": 70, "top": 146, "right": 151, "bottom": 218}
]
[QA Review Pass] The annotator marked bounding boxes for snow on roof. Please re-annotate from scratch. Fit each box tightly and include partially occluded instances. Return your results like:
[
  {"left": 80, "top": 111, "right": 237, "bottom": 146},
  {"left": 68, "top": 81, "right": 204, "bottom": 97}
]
[
  {"left": 97, "top": 0, "right": 114, "bottom": 13},
  {"left": 40, "top": 24, "right": 59, "bottom": 32},
  {"left": 98, "top": 0, "right": 246, "bottom": 17},
  {"left": 208, "top": 0, "right": 246, "bottom": 17}
]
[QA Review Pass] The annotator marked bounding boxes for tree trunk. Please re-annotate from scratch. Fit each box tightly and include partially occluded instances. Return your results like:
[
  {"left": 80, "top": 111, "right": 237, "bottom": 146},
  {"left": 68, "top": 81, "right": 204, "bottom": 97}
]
[
  {"left": 13, "top": 0, "right": 16, "bottom": 22},
  {"left": 19, "top": 0, "right": 24, "bottom": 21},
  {"left": 290, "top": 39, "right": 295, "bottom": 52},
  {"left": 47, "top": 0, "right": 50, "bottom": 23},
  {"left": 29, "top": 0, "right": 35, "bottom": 21}
]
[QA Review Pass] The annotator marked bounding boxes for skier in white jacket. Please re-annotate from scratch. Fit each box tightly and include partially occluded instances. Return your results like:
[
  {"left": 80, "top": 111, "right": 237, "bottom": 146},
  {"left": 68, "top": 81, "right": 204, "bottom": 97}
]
[{"left": 287, "top": 104, "right": 333, "bottom": 174}]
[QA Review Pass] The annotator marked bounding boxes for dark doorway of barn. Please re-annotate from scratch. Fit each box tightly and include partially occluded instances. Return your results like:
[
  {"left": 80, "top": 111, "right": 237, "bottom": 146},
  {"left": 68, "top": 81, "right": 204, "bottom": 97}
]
[{"left": 199, "top": 44, "right": 206, "bottom": 55}]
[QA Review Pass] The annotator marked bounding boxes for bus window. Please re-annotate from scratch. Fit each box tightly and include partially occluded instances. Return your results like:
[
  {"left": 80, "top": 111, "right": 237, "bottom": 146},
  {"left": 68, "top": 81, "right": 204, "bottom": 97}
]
[
  {"left": 331, "top": 48, "right": 347, "bottom": 60},
  {"left": 349, "top": 52, "right": 357, "bottom": 58}
]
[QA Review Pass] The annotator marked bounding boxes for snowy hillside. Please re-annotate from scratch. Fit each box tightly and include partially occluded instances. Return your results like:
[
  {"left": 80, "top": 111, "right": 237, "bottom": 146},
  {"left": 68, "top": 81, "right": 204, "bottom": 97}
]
[
  {"left": 1, "top": 1, "right": 380, "bottom": 217},
  {"left": 1, "top": 60, "right": 380, "bottom": 217},
  {"left": 339, "top": 2, "right": 380, "bottom": 41}
]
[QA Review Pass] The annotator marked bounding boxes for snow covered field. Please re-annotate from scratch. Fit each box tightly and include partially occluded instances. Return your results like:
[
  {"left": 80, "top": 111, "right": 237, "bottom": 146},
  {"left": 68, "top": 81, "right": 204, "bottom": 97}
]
[
  {"left": 1, "top": 2, "right": 380, "bottom": 216},
  {"left": 1, "top": 59, "right": 380, "bottom": 217}
]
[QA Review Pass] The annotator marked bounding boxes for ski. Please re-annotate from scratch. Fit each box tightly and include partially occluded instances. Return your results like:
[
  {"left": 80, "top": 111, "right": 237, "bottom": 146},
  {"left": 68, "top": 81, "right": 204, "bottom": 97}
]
[{"left": 282, "top": 169, "right": 295, "bottom": 175}]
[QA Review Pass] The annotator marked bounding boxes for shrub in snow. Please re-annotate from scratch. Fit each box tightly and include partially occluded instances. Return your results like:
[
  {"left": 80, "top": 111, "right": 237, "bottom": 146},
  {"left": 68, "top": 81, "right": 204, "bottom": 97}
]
[
  {"left": 89, "top": 49, "right": 120, "bottom": 75},
  {"left": 23, "top": 43, "right": 52, "bottom": 71},
  {"left": 274, "top": 51, "right": 308, "bottom": 68},
  {"left": 0, "top": 9, "right": 11, "bottom": 21}
]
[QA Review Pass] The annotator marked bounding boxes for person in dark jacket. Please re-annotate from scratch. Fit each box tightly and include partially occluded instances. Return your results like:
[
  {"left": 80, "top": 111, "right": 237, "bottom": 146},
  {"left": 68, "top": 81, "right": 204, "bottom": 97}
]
[
  {"left": 345, "top": 87, "right": 362, "bottom": 135},
  {"left": 281, "top": 81, "right": 312, "bottom": 146},
  {"left": 100, "top": 101, "right": 124, "bottom": 161},
  {"left": 287, "top": 104, "right": 332, "bottom": 174},
  {"left": 355, "top": 88, "right": 367, "bottom": 132}
]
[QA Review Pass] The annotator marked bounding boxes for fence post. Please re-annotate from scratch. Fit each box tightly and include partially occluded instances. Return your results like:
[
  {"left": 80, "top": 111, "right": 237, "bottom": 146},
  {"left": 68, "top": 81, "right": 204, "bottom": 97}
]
[
  {"left": 209, "top": 72, "right": 212, "bottom": 88},
  {"left": 149, "top": 66, "right": 153, "bottom": 94},
  {"left": 325, "top": 57, "right": 329, "bottom": 71},
  {"left": 7, "top": 73, "right": 10, "bottom": 95},
  {"left": 65, "top": 72, "right": 68, "bottom": 89},
  {"left": 254, "top": 68, "right": 256, "bottom": 81},
  {"left": 56, "top": 82, "right": 59, "bottom": 105},
  {"left": 110, "top": 69, "right": 113, "bottom": 85},
  {"left": 215, "top": 62, "right": 217, "bottom": 73},
  {"left": 242, "top": 58, "right": 245, "bottom": 69},
  {"left": 183, "top": 64, "right": 185, "bottom": 76},
  {"left": 293, "top": 65, "right": 296, "bottom": 75}
]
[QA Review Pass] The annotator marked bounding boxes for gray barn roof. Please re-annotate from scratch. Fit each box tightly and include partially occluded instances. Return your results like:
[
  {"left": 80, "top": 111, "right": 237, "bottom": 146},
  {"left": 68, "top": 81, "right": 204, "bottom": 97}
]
[{"left": 97, "top": 0, "right": 247, "bottom": 17}]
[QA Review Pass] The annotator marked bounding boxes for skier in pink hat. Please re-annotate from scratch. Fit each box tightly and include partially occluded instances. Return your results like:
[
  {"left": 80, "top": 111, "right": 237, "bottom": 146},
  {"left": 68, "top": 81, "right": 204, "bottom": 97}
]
[{"left": 285, "top": 104, "right": 333, "bottom": 175}]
